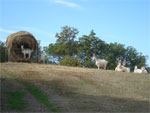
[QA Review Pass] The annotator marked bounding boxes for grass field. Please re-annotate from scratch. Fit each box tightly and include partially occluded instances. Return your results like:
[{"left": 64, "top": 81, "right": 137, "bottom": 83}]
[{"left": 0, "top": 62, "right": 150, "bottom": 112}]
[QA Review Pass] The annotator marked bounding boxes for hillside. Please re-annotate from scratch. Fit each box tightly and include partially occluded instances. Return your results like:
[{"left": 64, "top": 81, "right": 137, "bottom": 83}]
[{"left": 0, "top": 62, "right": 150, "bottom": 112}]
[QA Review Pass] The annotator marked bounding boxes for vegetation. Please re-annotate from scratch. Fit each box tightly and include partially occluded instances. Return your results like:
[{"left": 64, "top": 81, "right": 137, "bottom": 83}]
[
  {"left": 22, "top": 82, "right": 57, "bottom": 112},
  {"left": 60, "top": 55, "right": 82, "bottom": 67},
  {"left": 1, "top": 63, "right": 150, "bottom": 112},
  {"left": 0, "top": 41, "right": 8, "bottom": 62},
  {"left": 6, "top": 72, "right": 57, "bottom": 112},
  {"left": 6, "top": 90, "right": 26, "bottom": 110},
  {"left": 0, "top": 77, "right": 6, "bottom": 81},
  {"left": 0, "top": 26, "right": 148, "bottom": 70},
  {"left": 44, "top": 26, "right": 148, "bottom": 70}
]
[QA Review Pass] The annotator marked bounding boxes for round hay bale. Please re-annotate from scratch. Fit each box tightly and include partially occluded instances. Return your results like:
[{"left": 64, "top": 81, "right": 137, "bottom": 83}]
[{"left": 6, "top": 31, "right": 37, "bottom": 62}]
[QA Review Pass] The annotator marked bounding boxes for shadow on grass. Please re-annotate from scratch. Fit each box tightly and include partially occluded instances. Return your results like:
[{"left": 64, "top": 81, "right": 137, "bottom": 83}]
[
  {"left": 44, "top": 79, "right": 150, "bottom": 112},
  {"left": 1, "top": 72, "right": 150, "bottom": 113}
]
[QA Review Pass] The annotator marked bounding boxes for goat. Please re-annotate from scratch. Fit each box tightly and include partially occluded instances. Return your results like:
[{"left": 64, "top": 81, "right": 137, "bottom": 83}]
[
  {"left": 134, "top": 66, "right": 143, "bottom": 73},
  {"left": 21, "top": 45, "right": 33, "bottom": 59},
  {"left": 93, "top": 53, "right": 108, "bottom": 70},
  {"left": 141, "top": 67, "right": 148, "bottom": 74},
  {"left": 122, "top": 60, "right": 130, "bottom": 72},
  {"left": 115, "top": 57, "right": 130, "bottom": 72},
  {"left": 115, "top": 57, "right": 123, "bottom": 72},
  {"left": 134, "top": 66, "right": 148, "bottom": 74}
]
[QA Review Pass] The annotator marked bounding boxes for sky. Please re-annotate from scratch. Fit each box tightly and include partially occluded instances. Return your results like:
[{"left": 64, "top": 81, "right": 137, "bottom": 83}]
[{"left": 0, "top": 0, "right": 150, "bottom": 65}]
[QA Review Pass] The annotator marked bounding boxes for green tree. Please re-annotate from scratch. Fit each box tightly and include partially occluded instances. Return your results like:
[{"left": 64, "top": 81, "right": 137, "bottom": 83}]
[
  {"left": 78, "top": 30, "right": 107, "bottom": 68},
  {"left": 106, "top": 42, "right": 126, "bottom": 69},
  {"left": 125, "top": 46, "right": 147, "bottom": 71},
  {"left": 44, "top": 26, "right": 148, "bottom": 70},
  {"left": 0, "top": 41, "right": 8, "bottom": 62},
  {"left": 55, "top": 26, "right": 79, "bottom": 56},
  {"left": 44, "top": 26, "right": 79, "bottom": 64}
]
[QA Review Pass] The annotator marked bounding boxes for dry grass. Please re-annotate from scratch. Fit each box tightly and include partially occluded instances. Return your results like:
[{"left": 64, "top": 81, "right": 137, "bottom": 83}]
[{"left": 1, "top": 62, "right": 150, "bottom": 112}]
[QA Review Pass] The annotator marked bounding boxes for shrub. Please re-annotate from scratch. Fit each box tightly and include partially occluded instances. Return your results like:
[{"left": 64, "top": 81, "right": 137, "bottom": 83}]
[{"left": 60, "top": 56, "right": 82, "bottom": 67}]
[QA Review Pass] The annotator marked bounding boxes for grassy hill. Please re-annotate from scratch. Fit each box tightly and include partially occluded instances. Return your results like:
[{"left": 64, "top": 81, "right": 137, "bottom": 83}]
[{"left": 1, "top": 62, "right": 150, "bottom": 112}]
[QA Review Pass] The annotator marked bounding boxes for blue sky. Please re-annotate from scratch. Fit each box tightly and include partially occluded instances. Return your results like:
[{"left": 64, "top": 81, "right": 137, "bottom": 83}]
[{"left": 0, "top": 0, "right": 150, "bottom": 65}]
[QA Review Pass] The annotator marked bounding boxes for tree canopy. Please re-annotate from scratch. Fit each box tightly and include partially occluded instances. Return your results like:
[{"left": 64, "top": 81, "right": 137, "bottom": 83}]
[{"left": 44, "top": 26, "right": 148, "bottom": 70}]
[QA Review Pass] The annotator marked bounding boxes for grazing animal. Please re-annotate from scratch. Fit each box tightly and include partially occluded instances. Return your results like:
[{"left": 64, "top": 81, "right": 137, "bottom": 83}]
[
  {"left": 122, "top": 60, "right": 130, "bottom": 72},
  {"left": 93, "top": 54, "right": 108, "bottom": 70},
  {"left": 141, "top": 67, "right": 148, "bottom": 74},
  {"left": 115, "top": 57, "right": 123, "bottom": 72},
  {"left": 115, "top": 62, "right": 123, "bottom": 72},
  {"left": 21, "top": 45, "right": 33, "bottom": 59},
  {"left": 38, "top": 51, "right": 45, "bottom": 64},
  {"left": 134, "top": 66, "right": 143, "bottom": 74},
  {"left": 115, "top": 57, "right": 130, "bottom": 72}
]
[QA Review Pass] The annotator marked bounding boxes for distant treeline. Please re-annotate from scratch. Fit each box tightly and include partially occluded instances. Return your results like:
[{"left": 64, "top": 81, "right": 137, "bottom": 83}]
[{"left": 44, "top": 26, "right": 148, "bottom": 71}]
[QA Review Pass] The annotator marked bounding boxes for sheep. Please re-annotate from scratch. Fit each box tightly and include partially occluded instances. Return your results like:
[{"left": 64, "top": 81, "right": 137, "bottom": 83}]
[
  {"left": 21, "top": 45, "right": 33, "bottom": 59},
  {"left": 38, "top": 51, "right": 45, "bottom": 64},
  {"left": 115, "top": 57, "right": 130, "bottom": 72},
  {"left": 93, "top": 53, "right": 108, "bottom": 70}
]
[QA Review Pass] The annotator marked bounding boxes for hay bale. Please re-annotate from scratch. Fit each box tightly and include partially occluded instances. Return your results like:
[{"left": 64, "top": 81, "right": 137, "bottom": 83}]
[{"left": 6, "top": 31, "right": 37, "bottom": 62}]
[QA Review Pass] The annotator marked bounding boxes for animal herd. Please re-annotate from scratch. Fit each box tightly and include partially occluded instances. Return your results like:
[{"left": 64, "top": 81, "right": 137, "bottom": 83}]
[
  {"left": 20, "top": 45, "right": 149, "bottom": 74},
  {"left": 93, "top": 54, "right": 148, "bottom": 74}
]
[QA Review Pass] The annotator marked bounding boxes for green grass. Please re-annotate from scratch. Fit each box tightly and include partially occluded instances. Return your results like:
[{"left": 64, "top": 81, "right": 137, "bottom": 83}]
[
  {"left": 6, "top": 90, "right": 26, "bottom": 110},
  {"left": 0, "top": 77, "right": 6, "bottom": 81},
  {"left": 22, "top": 82, "right": 57, "bottom": 112},
  {"left": 83, "top": 80, "right": 89, "bottom": 84},
  {"left": 6, "top": 72, "right": 18, "bottom": 80},
  {"left": 51, "top": 84, "right": 63, "bottom": 94},
  {"left": 6, "top": 72, "right": 58, "bottom": 112}
]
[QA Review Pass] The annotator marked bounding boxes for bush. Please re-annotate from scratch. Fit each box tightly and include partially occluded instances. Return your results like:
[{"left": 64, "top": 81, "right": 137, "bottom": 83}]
[
  {"left": 60, "top": 56, "right": 82, "bottom": 67},
  {"left": 0, "top": 41, "right": 8, "bottom": 62}
]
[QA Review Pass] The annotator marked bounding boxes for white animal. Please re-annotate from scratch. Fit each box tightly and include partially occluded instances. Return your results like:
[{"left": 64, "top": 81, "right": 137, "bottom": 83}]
[
  {"left": 134, "top": 66, "right": 143, "bottom": 73},
  {"left": 115, "top": 62, "right": 123, "bottom": 72},
  {"left": 38, "top": 51, "right": 45, "bottom": 64},
  {"left": 115, "top": 57, "right": 122, "bottom": 71},
  {"left": 115, "top": 57, "right": 130, "bottom": 72},
  {"left": 141, "top": 67, "right": 148, "bottom": 74},
  {"left": 93, "top": 54, "right": 108, "bottom": 70},
  {"left": 122, "top": 60, "right": 130, "bottom": 72},
  {"left": 21, "top": 45, "right": 33, "bottom": 59}
]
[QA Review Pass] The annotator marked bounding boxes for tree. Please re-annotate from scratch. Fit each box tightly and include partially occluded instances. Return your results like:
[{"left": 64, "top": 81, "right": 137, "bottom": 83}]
[
  {"left": 106, "top": 42, "right": 126, "bottom": 69},
  {"left": 125, "top": 46, "right": 147, "bottom": 71},
  {"left": 55, "top": 26, "right": 79, "bottom": 56},
  {"left": 78, "top": 30, "right": 107, "bottom": 68},
  {"left": 0, "top": 41, "right": 8, "bottom": 62},
  {"left": 44, "top": 26, "right": 79, "bottom": 64},
  {"left": 44, "top": 26, "right": 148, "bottom": 69}
]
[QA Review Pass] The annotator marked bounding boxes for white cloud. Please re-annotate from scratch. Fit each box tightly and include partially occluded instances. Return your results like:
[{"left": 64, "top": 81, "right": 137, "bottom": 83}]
[
  {"left": 0, "top": 26, "right": 56, "bottom": 46},
  {"left": 0, "top": 28, "right": 16, "bottom": 34},
  {"left": 14, "top": 26, "right": 56, "bottom": 46},
  {"left": 54, "top": 0, "right": 79, "bottom": 8},
  {"left": 15, "top": 26, "right": 55, "bottom": 38}
]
